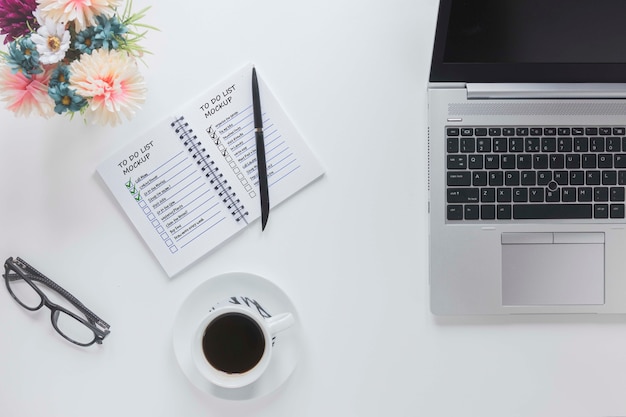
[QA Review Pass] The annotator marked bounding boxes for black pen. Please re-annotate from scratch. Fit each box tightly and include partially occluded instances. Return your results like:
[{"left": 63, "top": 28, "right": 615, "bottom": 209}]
[{"left": 252, "top": 67, "right": 270, "bottom": 230}]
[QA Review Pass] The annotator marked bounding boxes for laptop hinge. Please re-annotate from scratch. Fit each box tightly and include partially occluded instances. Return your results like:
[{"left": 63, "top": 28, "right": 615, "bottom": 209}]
[{"left": 467, "top": 83, "right": 626, "bottom": 99}]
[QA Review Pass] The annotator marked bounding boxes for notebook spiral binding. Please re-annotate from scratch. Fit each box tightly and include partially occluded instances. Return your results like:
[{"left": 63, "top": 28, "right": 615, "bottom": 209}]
[{"left": 170, "top": 116, "right": 249, "bottom": 223}]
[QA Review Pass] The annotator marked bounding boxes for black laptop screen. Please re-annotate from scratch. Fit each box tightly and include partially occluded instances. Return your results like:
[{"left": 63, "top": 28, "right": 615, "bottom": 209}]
[{"left": 430, "top": 0, "right": 626, "bottom": 82}]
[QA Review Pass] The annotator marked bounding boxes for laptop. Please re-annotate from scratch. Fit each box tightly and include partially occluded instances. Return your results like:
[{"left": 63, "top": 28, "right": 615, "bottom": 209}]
[{"left": 428, "top": 0, "right": 626, "bottom": 314}]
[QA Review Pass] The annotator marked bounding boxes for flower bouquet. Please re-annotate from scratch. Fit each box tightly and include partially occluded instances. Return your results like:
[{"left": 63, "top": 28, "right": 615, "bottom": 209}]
[{"left": 0, "top": 0, "right": 155, "bottom": 126}]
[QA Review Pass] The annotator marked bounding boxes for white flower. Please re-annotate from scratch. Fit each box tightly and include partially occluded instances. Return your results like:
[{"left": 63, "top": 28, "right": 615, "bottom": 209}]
[
  {"left": 36, "top": 0, "right": 122, "bottom": 32},
  {"left": 31, "top": 16, "right": 70, "bottom": 65},
  {"left": 70, "top": 49, "right": 147, "bottom": 126}
]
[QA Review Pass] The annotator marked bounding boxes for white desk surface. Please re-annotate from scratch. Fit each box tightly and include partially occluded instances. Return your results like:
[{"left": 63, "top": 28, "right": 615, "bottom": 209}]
[{"left": 1, "top": 1, "right": 626, "bottom": 416}]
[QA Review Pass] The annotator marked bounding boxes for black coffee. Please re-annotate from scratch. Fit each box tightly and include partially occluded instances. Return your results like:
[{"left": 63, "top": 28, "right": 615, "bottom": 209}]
[{"left": 202, "top": 312, "right": 265, "bottom": 374}]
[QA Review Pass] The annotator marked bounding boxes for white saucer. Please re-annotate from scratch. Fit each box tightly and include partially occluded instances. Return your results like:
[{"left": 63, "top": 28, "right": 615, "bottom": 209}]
[{"left": 172, "top": 272, "right": 301, "bottom": 401}]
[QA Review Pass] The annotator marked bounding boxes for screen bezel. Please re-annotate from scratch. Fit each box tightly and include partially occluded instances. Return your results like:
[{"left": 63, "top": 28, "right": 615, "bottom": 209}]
[{"left": 429, "top": 0, "right": 626, "bottom": 83}]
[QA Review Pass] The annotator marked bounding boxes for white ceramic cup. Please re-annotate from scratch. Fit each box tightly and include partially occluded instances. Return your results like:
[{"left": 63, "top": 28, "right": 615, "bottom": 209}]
[{"left": 191, "top": 296, "right": 294, "bottom": 389}]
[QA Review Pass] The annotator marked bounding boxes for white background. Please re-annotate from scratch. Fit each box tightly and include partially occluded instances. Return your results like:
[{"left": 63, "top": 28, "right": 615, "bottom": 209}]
[{"left": 1, "top": 0, "right": 626, "bottom": 416}]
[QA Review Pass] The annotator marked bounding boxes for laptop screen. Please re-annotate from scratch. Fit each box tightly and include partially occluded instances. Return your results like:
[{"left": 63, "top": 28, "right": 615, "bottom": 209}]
[{"left": 430, "top": 0, "right": 626, "bottom": 82}]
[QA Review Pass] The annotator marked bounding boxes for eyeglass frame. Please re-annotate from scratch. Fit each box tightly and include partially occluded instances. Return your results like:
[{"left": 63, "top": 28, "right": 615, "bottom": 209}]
[{"left": 3, "top": 257, "right": 111, "bottom": 347}]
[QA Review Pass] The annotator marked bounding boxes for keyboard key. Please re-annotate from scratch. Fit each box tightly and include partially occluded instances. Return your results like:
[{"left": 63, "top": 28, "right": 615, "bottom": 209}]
[
  {"left": 594, "top": 204, "right": 609, "bottom": 219},
  {"left": 615, "top": 154, "right": 626, "bottom": 168},
  {"left": 481, "top": 188, "right": 496, "bottom": 203},
  {"left": 595, "top": 187, "right": 609, "bottom": 202},
  {"left": 610, "top": 204, "right": 625, "bottom": 218},
  {"left": 562, "top": 187, "right": 577, "bottom": 202},
  {"left": 468, "top": 155, "right": 483, "bottom": 169},
  {"left": 501, "top": 155, "right": 516, "bottom": 169},
  {"left": 447, "top": 127, "right": 460, "bottom": 136},
  {"left": 521, "top": 171, "right": 536, "bottom": 186},
  {"left": 554, "top": 171, "right": 568, "bottom": 185},
  {"left": 545, "top": 128, "right": 557, "bottom": 135},
  {"left": 497, "top": 204, "right": 512, "bottom": 219},
  {"left": 607, "top": 137, "right": 621, "bottom": 152},
  {"left": 447, "top": 155, "right": 467, "bottom": 169},
  {"left": 546, "top": 189, "right": 560, "bottom": 202},
  {"left": 489, "top": 128, "right": 501, "bottom": 136},
  {"left": 586, "top": 127, "right": 599, "bottom": 135},
  {"left": 533, "top": 154, "right": 549, "bottom": 169},
  {"left": 586, "top": 171, "right": 601, "bottom": 185},
  {"left": 550, "top": 154, "right": 565, "bottom": 169},
  {"left": 525, "top": 138, "right": 540, "bottom": 152},
  {"left": 472, "top": 171, "right": 488, "bottom": 186},
  {"left": 583, "top": 154, "right": 597, "bottom": 169},
  {"left": 602, "top": 171, "right": 617, "bottom": 185},
  {"left": 476, "top": 138, "right": 491, "bottom": 152},
  {"left": 505, "top": 171, "right": 520, "bottom": 186},
  {"left": 614, "top": 127, "right": 626, "bottom": 135},
  {"left": 447, "top": 171, "right": 471, "bottom": 186},
  {"left": 493, "top": 138, "right": 508, "bottom": 152},
  {"left": 529, "top": 188, "right": 544, "bottom": 202},
  {"left": 558, "top": 137, "right": 573, "bottom": 152},
  {"left": 465, "top": 205, "right": 480, "bottom": 220},
  {"left": 591, "top": 137, "right": 605, "bottom": 152},
  {"left": 611, "top": 187, "right": 625, "bottom": 201},
  {"left": 481, "top": 205, "right": 496, "bottom": 220},
  {"left": 600, "top": 127, "right": 612, "bottom": 135},
  {"left": 485, "top": 155, "right": 499, "bottom": 169},
  {"left": 497, "top": 188, "right": 512, "bottom": 202},
  {"left": 620, "top": 171, "right": 626, "bottom": 185},
  {"left": 516, "top": 128, "right": 529, "bottom": 136},
  {"left": 447, "top": 205, "right": 463, "bottom": 220},
  {"left": 447, "top": 137, "right": 459, "bottom": 153},
  {"left": 574, "top": 137, "right": 589, "bottom": 152},
  {"left": 572, "top": 127, "right": 584, "bottom": 135},
  {"left": 598, "top": 154, "right": 613, "bottom": 168},
  {"left": 578, "top": 187, "right": 593, "bottom": 202},
  {"left": 566, "top": 154, "right": 581, "bottom": 169},
  {"left": 509, "top": 138, "right": 524, "bottom": 152},
  {"left": 461, "top": 128, "right": 473, "bottom": 136},
  {"left": 503, "top": 127, "right": 515, "bottom": 136},
  {"left": 474, "top": 128, "right": 487, "bottom": 136},
  {"left": 558, "top": 127, "right": 571, "bottom": 135},
  {"left": 542, "top": 137, "right": 557, "bottom": 152},
  {"left": 537, "top": 171, "right": 552, "bottom": 185},
  {"left": 489, "top": 171, "right": 504, "bottom": 186},
  {"left": 447, "top": 188, "right": 479, "bottom": 203},
  {"left": 513, "top": 188, "right": 528, "bottom": 202},
  {"left": 460, "top": 138, "right": 475, "bottom": 153},
  {"left": 570, "top": 170, "right": 584, "bottom": 185},
  {"left": 513, "top": 204, "right": 592, "bottom": 219},
  {"left": 517, "top": 154, "right": 532, "bottom": 169}
]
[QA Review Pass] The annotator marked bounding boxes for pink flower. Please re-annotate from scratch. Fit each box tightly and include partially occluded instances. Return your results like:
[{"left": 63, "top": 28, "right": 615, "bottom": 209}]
[
  {"left": 69, "top": 48, "right": 146, "bottom": 126},
  {"left": 0, "top": 65, "right": 55, "bottom": 117},
  {"left": 0, "top": 0, "right": 39, "bottom": 43},
  {"left": 36, "top": 0, "right": 122, "bottom": 31}
]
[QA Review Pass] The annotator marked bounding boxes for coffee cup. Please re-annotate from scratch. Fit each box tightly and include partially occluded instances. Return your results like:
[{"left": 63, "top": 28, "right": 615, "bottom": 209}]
[{"left": 191, "top": 296, "right": 294, "bottom": 389}]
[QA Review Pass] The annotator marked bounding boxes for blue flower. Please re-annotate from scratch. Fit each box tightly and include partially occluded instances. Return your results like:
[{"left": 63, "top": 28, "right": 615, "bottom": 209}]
[
  {"left": 48, "top": 83, "right": 87, "bottom": 114},
  {"left": 6, "top": 36, "right": 43, "bottom": 77},
  {"left": 74, "top": 26, "right": 98, "bottom": 55},
  {"left": 49, "top": 64, "right": 71, "bottom": 88},
  {"left": 93, "top": 15, "right": 128, "bottom": 50}
]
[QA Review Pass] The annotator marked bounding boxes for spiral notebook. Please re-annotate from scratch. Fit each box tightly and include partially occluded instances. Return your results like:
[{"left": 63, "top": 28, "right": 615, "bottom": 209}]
[{"left": 97, "top": 64, "right": 324, "bottom": 277}]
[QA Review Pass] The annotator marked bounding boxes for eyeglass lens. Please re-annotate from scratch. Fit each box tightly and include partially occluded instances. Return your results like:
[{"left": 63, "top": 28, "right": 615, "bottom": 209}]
[
  {"left": 6, "top": 270, "right": 98, "bottom": 345},
  {"left": 6, "top": 275, "right": 43, "bottom": 310}
]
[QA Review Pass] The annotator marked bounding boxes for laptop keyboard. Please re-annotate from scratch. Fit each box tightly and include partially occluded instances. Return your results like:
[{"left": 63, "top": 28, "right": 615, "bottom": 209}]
[{"left": 446, "top": 126, "right": 626, "bottom": 221}]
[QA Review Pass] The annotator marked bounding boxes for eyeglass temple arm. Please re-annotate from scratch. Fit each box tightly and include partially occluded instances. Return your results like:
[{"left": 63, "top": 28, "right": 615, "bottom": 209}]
[{"left": 7, "top": 258, "right": 111, "bottom": 334}]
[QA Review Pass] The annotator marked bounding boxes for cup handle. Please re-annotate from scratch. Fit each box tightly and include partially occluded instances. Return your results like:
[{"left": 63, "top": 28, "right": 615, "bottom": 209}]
[{"left": 266, "top": 312, "right": 295, "bottom": 336}]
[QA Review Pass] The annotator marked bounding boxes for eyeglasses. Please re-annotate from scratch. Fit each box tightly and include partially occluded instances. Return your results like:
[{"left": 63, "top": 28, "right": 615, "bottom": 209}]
[{"left": 3, "top": 257, "right": 110, "bottom": 346}]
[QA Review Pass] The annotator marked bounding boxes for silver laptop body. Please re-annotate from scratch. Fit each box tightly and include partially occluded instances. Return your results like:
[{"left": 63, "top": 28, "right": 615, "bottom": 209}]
[{"left": 428, "top": 0, "right": 626, "bottom": 314}]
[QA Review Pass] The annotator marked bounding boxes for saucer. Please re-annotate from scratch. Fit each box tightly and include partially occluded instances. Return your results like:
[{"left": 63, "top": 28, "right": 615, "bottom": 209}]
[{"left": 172, "top": 272, "right": 301, "bottom": 401}]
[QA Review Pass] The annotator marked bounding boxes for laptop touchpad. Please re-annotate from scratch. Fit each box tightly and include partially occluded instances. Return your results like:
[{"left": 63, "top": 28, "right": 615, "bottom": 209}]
[{"left": 502, "top": 232, "right": 605, "bottom": 305}]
